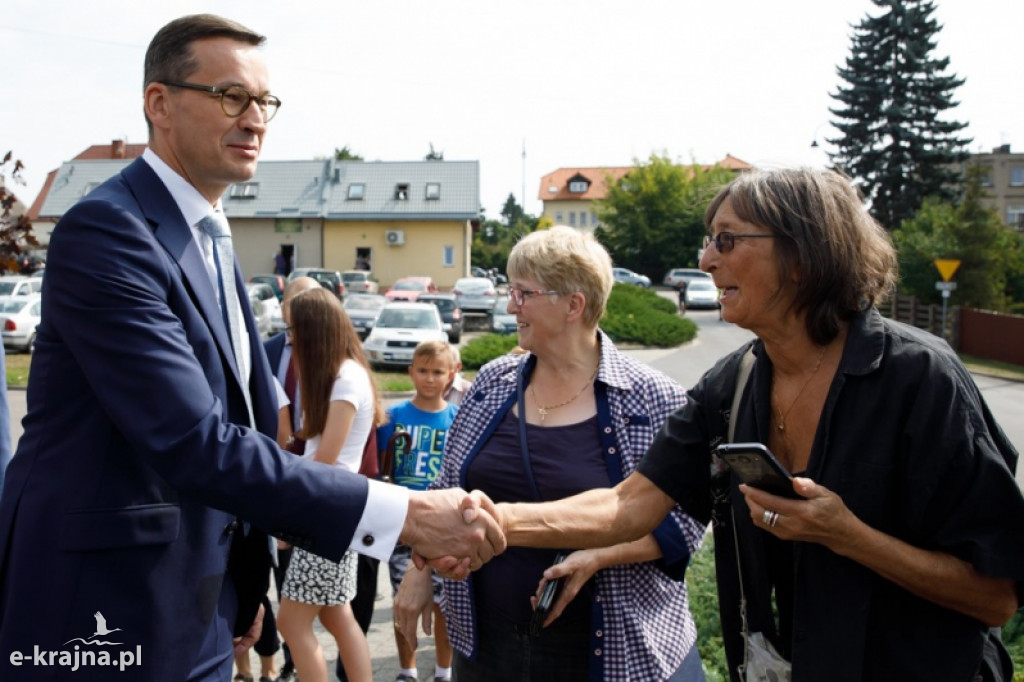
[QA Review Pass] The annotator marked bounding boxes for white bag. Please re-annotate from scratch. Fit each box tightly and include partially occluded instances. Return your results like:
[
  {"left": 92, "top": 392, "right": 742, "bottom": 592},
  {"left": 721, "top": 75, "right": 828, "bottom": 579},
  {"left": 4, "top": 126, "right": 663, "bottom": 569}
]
[{"left": 744, "top": 631, "right": 792, "bottom": 682}]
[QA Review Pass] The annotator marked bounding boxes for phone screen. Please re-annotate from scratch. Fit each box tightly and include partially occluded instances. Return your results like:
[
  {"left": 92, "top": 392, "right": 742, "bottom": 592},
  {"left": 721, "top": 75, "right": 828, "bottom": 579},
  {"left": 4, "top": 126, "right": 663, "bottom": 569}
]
[{"left": 714, "top": 443, "right": 799, "bottom": 498}]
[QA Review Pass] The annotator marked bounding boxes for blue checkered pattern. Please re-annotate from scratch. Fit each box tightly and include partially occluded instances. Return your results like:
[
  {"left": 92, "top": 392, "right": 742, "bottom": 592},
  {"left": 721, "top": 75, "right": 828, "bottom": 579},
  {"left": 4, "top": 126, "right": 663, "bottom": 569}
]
[{"left": 433, "top": 330, "right": 705, "bottom": 680}]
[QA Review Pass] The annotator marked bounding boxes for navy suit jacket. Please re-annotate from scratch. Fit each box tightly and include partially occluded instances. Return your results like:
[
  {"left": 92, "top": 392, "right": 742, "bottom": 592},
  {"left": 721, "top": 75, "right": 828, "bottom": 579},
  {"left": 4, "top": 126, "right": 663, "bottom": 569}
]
[{"left": 0, "top": 159, "right": 371, "bottom": 680}]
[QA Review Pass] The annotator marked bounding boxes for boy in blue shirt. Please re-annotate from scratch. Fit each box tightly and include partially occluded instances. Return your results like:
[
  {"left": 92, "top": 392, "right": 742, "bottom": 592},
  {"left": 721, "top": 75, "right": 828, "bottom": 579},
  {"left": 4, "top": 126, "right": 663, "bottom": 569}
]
[{"left": 378, "top": 340, "right": 459, "bottom": 682}]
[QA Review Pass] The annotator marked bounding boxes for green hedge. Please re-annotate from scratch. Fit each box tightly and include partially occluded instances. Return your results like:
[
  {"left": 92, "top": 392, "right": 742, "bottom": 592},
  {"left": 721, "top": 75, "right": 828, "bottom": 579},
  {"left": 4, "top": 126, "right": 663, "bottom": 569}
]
[
  {"left": 460, "top": 333, "right": 522, "bottom": 369},
  {"left": 602, "top": 283, "right": 698, "bottom": 347}
]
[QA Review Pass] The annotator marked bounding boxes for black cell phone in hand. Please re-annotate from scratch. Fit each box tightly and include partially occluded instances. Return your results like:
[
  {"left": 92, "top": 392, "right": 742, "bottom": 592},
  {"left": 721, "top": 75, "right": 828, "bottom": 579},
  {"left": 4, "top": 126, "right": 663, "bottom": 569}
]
[
  {"left": 714, "top": 442, "right": 799, "bottom": 498},
  {"left": 529, "top": 551, "right": 570, "bottom": 637}
]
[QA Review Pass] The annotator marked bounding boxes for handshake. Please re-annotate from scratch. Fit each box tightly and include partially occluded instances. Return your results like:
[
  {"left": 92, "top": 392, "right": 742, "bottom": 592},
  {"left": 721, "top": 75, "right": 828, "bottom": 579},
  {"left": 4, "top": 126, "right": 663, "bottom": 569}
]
[{"left": 398, "top": 488, "right": 504, "bottom": 579}]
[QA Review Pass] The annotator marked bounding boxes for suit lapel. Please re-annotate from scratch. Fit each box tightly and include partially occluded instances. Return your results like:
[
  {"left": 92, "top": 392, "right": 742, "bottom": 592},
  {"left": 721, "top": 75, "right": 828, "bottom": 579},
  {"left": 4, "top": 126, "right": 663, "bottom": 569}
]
[{"left": 121, "top": 160, "right": 246, "bottom": 396}]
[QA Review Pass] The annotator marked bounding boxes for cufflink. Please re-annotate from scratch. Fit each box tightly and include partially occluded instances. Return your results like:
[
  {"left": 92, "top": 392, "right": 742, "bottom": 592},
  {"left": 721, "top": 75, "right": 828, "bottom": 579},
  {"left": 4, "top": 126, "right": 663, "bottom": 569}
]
[{"left": 361, "top": 534, "right": 375, "bottom": 547}]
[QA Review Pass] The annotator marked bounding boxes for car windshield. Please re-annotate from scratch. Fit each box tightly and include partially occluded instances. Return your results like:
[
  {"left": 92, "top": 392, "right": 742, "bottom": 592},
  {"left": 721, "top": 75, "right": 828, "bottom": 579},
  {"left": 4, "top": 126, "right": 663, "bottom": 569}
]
[
  {"left": 492, "top": 298, "right": 511, "bottom": 314},
  {"left": 0, "top": 300, "right": 28, "bottom": 313},
  {"left": 423, "top": 299, "right": 454, "bottom": 312},
  {"left": 393, "top": 280, "right": 425, "bottom": 291},
  {"left": 345, "top": 296, "right": 384, "bottom": 310},
  {"left": 342, "top": 273, "right": 367, "bottom": 283},
  {"left": 376, "top": 309, "right": 437, "bottom": 329},
  {"left": 689, "top": 281, "right": 717, "bottom": 292},
  {"left": 0, "top": 282, "right": 19, "bottom": 295}
]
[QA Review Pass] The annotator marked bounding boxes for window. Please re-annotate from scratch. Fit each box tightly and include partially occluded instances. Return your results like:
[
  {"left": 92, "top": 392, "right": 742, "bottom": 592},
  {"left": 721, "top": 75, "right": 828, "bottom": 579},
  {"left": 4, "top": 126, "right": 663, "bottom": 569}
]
[
  {"left": 979, "top": 167, "right": 993, "bottom": 187},
  {"left": 555, "top": 212, "right": 563, "bottom": 223},
  {"left": 580, "top": 211, "right": 587, "bottom": 227},
  {"left": 347, "top": 183, "right": 365, "bottom": 200},
  {"left": 568, "top": 212, "right": 576, "bottom": 226},
  {"left": 1007, "top": 206, "right": 1024, "bottom": 230},
  {"left": 425, "top": 183, "right": 441, "bottom": 200},
  {"left": 1010, "top": 168, "right": 1024, "bottom": 187},
  {"left": 443, "top": 245, "right": 454, "bottom": 267},
  {"left": 569, "top": 180, "right": 589, "bottom": 193},
  {"left": 591, "top": 212, "right": 598, "bottom": 226},
  {"left": 395, "top": 183, "right": 410, "bottom": 200},
  {"left": 230, "top": 182, "right": 259, "bottom": 199}
]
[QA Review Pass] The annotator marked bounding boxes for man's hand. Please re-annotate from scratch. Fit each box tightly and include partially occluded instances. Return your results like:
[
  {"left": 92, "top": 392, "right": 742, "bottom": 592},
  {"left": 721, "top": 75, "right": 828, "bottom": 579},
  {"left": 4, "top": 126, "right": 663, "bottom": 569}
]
[
  {"left": 232, "top": 603, "right": 264, "bottom": 655},
  {"left": 401, "top": 488, "right": 505, "bottom": 574},
  {"left": 393, "top": 566, "right": 435, "bottom": 650}
]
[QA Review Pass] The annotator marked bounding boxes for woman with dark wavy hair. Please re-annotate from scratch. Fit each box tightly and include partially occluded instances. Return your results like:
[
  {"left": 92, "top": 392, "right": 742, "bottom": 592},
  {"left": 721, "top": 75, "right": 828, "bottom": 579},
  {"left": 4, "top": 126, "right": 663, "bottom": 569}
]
[{"left": 485, "top": 168, "right": 1024, "bottom": 681}]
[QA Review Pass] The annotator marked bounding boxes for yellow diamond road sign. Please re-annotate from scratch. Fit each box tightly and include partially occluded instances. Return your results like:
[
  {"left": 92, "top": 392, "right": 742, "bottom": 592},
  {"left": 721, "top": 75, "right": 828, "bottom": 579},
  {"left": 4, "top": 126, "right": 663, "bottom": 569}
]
[{"left": 934, "top": 259, "right": 961, "bottom": 282}]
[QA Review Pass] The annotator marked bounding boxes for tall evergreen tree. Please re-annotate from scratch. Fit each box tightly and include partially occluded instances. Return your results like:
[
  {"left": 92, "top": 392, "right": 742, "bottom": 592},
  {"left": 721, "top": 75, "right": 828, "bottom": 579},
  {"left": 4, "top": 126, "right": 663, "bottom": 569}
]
[{"left": 829, "top": 0, "right": 971, "bottom": 230}]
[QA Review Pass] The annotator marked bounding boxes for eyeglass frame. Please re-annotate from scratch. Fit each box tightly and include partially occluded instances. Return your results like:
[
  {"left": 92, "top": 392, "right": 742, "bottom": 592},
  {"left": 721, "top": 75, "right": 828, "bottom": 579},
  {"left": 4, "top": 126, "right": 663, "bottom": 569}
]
[
  {"left": 159, "top": 80, "right": 282, "bottom": 122},
  {"left": 508, "top": 286, "right": 562, "bottom": 306},
  {"left": 703, "top": 232, "right": 775, "bottom": 254}
]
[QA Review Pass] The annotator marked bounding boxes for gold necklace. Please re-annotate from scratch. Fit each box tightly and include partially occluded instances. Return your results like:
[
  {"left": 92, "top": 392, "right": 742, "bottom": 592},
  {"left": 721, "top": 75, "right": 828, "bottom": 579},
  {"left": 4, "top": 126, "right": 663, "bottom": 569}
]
[
  {"left": 773, "top": 345, "right": 827, "bottom": 432},
  {"left": 530, "top": 364, "right": 600, "bottom": 423}
]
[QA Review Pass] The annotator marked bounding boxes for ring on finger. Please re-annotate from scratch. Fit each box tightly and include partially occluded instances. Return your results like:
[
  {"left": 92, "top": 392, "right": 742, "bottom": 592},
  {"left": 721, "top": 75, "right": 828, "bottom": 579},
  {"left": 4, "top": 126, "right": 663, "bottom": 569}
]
[{"left": 762, "top": 509, "right": 780, "bottom": 527}]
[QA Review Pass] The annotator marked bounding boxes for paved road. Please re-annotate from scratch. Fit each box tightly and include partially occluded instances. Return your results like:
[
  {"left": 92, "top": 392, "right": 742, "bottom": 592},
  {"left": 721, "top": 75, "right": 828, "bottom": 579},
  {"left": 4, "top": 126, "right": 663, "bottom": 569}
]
[{"left": 4, "top": 303, "right": 1021, "bottom": 680}]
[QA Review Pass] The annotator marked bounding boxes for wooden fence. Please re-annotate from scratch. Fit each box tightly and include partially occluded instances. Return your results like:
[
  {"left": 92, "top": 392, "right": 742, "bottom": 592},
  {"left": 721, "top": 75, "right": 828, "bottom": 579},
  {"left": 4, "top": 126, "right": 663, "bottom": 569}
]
[{"left": 886, "top": 294, "right": 1024, "bottom": 366}]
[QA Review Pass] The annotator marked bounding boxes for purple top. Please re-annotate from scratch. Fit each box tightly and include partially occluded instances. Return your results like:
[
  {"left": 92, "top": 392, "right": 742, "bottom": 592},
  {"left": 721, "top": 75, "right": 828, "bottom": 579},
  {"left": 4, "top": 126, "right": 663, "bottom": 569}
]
[{"left": 467, "top": 410, "right": 607, "bottom": 626}]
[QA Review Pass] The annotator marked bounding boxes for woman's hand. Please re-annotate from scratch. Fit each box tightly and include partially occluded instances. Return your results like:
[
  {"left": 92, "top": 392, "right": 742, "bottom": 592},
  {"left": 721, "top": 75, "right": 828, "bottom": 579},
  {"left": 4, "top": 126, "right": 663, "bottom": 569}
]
[
  {"left": 393, "top": 565, "right": 435, "bottom": 650},
  {"left": 740, "top": 477, "right": 859, "bottom": 551},
  {"left": 741, "top": 478, "right": 1019, "bottom": 625},
  {"left": 530, "top": 549, "right": 602, "bottom": 629}
]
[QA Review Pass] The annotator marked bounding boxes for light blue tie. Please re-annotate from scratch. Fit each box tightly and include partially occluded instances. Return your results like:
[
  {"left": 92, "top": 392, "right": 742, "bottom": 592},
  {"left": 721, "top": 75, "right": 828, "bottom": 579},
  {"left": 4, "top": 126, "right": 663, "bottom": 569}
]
[{"left": 199, "top": 212, "right": 254, "bottom": 424}]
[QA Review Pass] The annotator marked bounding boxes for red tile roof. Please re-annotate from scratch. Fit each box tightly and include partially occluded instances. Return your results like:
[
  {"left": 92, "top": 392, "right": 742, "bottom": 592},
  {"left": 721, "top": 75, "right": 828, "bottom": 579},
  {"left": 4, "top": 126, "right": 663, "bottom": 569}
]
[{"left": 538, "top": 155, "right": 751, "bottom": 202}]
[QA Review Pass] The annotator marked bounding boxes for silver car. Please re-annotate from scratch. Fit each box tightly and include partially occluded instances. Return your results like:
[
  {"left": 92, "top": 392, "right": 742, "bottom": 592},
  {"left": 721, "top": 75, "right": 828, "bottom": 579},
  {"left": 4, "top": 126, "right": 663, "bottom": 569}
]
[
  {"left": 0, "top": 295, "right": 41, "bottom": 352},
  {"left": 344, "top": 294, "right": 387, "bottom": 340},
  {"left": 452, "top": 276, "right": 497, "bottom": 315}
]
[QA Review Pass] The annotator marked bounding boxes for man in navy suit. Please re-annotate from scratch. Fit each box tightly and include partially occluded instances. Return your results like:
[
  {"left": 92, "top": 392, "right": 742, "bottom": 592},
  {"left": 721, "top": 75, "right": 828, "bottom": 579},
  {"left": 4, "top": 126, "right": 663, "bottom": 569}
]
[{"left": 0, "top": 15, "right": 502, "bottom": 681}]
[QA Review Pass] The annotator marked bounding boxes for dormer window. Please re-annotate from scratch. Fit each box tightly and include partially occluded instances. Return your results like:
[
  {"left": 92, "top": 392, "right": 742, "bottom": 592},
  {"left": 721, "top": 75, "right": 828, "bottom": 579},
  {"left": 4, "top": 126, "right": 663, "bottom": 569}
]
[
  {"left": 569, "top": 180, "right": 589, "bottom": 193},
  {"left": 425, "top": 183, "right": 441, "bottom": 200},
  {"left": 347, "top": 183, "right": 365, "bottom": 200},
  {"left": 230, "top": 182, "right": 259, "bottom": 199},
  {"left": 395, "top": 183, "right": 410, "bottom": 200}
]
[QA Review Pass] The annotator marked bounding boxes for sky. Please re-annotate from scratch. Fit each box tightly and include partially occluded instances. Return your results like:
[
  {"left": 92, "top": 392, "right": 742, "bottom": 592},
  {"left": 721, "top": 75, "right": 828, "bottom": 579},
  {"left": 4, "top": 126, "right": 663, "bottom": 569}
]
[{"left": 3, "top": 0, "right": 1022, "bottom": 219}]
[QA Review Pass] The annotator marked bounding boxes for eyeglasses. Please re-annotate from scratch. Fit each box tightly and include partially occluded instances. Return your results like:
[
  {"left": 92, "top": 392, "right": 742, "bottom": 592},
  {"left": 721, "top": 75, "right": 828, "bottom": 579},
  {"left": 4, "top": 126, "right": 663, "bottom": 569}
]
[
  {"left": 508, "top": 287, "right": 561, "bottom": 306},
  {"left": 703, "top": 232, "right": 775, "bottom": 254},
  {"left": 160, "top": 81, "right": 281, "bottom": 122}
]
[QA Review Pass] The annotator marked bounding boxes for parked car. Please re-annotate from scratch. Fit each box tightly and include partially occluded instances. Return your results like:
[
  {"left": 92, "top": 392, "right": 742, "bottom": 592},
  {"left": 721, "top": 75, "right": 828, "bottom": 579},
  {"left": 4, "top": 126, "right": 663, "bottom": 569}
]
[
  {"left": 417, "top": 292, "right": 463, "bottom": 343},
  {"left": 288, "top": 267, "right": 345, "bottom": 300},
  {"left": 0, "top": 295, "right": 41, "bottom": 352},
  {"left": 662, "top": 268, "right": 712, "bottom": 288},
  {"left": 384, "top": 276, "right": 437, "bottom": 302},
  {"left": 343, "top": 293, "right": 387, "bottom": 340},
  {"left": 245, "top": 287, "right": 273, "bottom": 339},
  {"left": 683, "top": 279, "right": 721, "bottom": 309},
  {"left": 0, "top": 276, "right": 43, "bottom": 302},
  {"left": 342, "top": 270, "right": 379, "bottom": 294},
  {"left": 452, "top": 276, "right": 497, "bottom": 315},
  {"left": 248, "top": 274, "right": 286, "bottom": 301},
  {"left": 612, "top": 267, "right": 651, "bottom": 287},
  {"left": 363, "top": 302, "right": 447, "bottom": 368},
  {"left": 246, "top": 282, "right": 285, "bottom": 333},
  {"left": 490, "top": 296, "right": 517, "bottom": 334},
  {"left": 471, "top": 266, "right": 508, "bottom": 286}
]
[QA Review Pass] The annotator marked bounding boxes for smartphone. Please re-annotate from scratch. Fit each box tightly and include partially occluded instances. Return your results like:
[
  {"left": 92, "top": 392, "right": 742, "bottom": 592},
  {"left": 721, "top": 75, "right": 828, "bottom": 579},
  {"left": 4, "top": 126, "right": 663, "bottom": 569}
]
[
  {"left": 714, "top": 442, "right": 799, "bottom": 498},
  {"left": 529, "top": 551, "right": 570, "bottom": 636}
]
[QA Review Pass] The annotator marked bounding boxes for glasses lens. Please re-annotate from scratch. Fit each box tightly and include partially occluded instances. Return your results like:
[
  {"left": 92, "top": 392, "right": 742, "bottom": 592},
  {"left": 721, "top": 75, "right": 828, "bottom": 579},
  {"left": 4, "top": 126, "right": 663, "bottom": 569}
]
[
  {"left": 220, "top": 85, "right": 250, "bottom": 117},
  {"left": 259, "top": 95, "right": 281, "bottom": 122},
  {"left": 510, "top": 289, "right": 522, "bottom": 305}
]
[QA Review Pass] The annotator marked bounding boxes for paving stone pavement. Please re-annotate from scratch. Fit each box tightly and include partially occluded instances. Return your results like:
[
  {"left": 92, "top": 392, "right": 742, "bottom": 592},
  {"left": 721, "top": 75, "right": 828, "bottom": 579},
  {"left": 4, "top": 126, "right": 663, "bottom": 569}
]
[{"left": 234, "top": 564, "right": 438, "bottom": 682}]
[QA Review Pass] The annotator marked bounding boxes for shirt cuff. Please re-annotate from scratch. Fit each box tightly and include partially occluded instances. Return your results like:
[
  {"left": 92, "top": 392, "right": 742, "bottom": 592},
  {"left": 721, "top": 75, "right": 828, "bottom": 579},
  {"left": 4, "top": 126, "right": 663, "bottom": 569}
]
[{"left": 350, "top": 480, "right": 409, "bottom": 561}]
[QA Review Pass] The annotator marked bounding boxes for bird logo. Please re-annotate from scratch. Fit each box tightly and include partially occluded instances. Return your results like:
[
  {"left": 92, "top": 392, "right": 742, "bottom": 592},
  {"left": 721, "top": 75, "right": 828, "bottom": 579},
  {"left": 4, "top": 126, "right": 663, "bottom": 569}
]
[{"left": 63, "top": 611, "right": 123, "bottom": 646}]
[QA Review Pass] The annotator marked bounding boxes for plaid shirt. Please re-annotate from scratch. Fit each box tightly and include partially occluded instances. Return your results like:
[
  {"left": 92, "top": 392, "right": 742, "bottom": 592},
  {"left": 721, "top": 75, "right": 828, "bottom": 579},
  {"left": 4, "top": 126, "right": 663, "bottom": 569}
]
[{"left": 434, "top": 330, "right": 705, "bottom": 680}]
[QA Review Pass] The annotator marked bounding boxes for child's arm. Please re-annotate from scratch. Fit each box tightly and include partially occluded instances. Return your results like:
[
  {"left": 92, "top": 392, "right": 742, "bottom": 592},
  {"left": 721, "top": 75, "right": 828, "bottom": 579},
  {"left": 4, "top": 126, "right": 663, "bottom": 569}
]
[
  {"left": 276, "top": 406, "right": 293, "bottom": 450},
  {"left": 313, "top": 399, "right": 356, "bottom": 466}
]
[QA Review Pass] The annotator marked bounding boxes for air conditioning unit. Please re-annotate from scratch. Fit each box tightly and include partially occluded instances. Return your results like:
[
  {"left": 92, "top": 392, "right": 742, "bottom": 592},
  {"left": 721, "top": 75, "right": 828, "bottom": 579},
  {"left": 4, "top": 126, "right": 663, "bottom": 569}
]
[{"left": 385, "top": 230, "right": 405, "bottom": 246}]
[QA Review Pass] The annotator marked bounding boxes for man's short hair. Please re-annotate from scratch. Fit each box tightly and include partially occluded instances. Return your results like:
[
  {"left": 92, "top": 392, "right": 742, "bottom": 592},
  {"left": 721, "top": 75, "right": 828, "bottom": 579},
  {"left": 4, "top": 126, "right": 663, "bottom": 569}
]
[
  {"left": 413, "top": 340, "right": 453, "bottom": 367},
  {"left": 143, "top": 14, "right": 265, "bottom": 131}
]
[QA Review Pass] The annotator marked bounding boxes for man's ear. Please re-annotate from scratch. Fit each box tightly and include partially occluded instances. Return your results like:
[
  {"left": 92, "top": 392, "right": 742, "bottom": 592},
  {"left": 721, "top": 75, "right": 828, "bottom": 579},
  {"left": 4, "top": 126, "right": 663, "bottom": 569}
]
[{"left": 144, "top": 82, "right": 172, "bottom": 131}]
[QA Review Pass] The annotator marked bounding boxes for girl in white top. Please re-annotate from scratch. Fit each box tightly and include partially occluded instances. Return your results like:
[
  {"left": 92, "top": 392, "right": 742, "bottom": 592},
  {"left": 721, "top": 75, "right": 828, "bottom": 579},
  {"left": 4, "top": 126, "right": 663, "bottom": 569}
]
[{"left": 276, "top": 287, "right": 385, "bottom": 682}]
